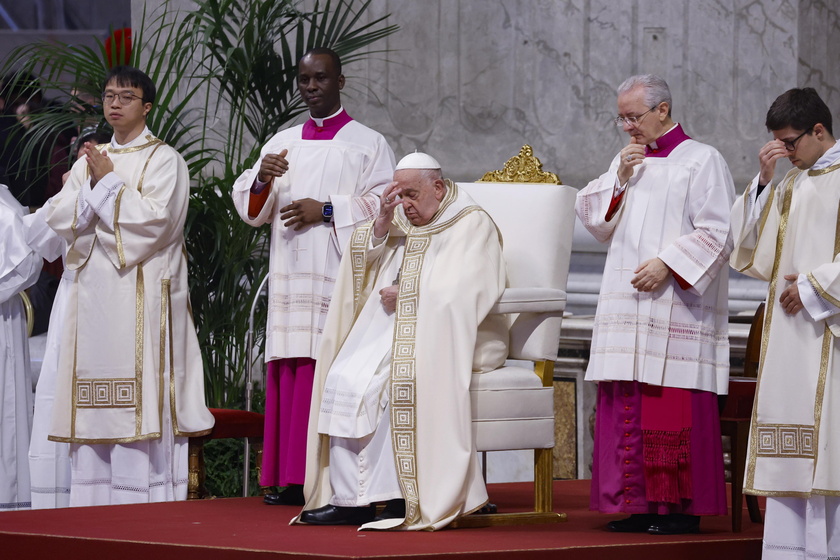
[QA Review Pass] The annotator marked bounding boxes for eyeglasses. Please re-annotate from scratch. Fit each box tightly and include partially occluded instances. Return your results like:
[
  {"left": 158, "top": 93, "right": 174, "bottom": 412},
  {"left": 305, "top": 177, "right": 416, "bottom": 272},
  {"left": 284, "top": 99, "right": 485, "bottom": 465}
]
[
  {"left": 781, "top": 128, "right": 812, "bottom": 151},
  {"left": 614, "top": 106, "right": 656, "bottom": 127},
  {"left": 102, "top": 91, "right": 142, "bottom": 106}
]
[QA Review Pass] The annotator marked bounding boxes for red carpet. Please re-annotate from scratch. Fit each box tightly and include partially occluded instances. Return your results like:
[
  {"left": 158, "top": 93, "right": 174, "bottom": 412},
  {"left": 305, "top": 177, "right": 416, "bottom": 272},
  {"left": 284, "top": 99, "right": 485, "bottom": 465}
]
[{"left": 0, "top": 480, "right": 762, "bottom": 560}]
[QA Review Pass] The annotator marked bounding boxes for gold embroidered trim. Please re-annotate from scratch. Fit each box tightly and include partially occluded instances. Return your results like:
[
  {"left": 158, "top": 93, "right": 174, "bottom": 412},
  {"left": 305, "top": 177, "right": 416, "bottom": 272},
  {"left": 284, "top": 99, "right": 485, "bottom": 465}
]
[
  {"left": 755, "top": 424, "right": 815, "bottom": 458},
  {"left": 390, "top": 233, "right": 431, "bottom": 526},
  {"left": 745, "top": 488, "right": 840, "bottom": 498},
  {"left": 165, "top": 279, "right": 180, "bottom": 433},
  {"left": 808, "top": 209, "right": 840, "bottom": 460},
  {"left": 70, "top": 331, "right": 79, "bottom": 439},
  {"left": 114, "top": 184, "right": 128, "bottom": 268},
  {"left": 735, "top": 180, "right": 778, "bottom": 273},
  {"left": 135, "top": 264, "right": 145, "bottom": 437},
  {"left": 114, "top": 141, "right": 165, "bottom": 269},
  {"left": 747, "top": 171, "right": 796, "bottom": 488},
  {"left": 394, "top": 179, "right": 458, "bottom": 232},
  {"left": 49, "top": 432, "right": 163, "bottom": 445},
  {"left": 349, "top": 225, "right": 374, "bottom": 308},
  {"left": 808, "top": 161, "right": 840, "bottom": 177},
  {"left": 159, "top": 280, "right": 169, "bottom": 423},
  {"left": 809, "top": 198, "right": 840, "bottom": 310},
  {"left": 76, "top": 379, "right": 137, "bottom": 408},
  {"left": 807, "top": 272, "right": 840, "bottom": 308},
  {"left": 65, "top": 168, "right": 97, "bottom": 272},
  {"left": 107, "top": 135, "right": 163, "bottom": 154}
]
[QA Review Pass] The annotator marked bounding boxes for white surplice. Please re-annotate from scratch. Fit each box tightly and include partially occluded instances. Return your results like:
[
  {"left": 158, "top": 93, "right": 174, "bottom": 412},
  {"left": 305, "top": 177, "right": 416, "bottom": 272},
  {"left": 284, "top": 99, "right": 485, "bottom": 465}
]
[
  {"left": 42, "top": 129, "right": 214, "bottom": 506},
  {"left": 0, "top": 184, "right": 43, "bottom": 511},
  {"left": 576, "top": 140, "right": 735, "bottom": 394},
  {"left": 731, "top": 144, "right": 840, "bottom": 559},
  {"left": 22, "top": 204, "right": 71, "bottom": 509},
  {"left": 297, "top": 182, "right": 507, "bottom": 531},
  {"left": 231, "top": 114, "right": 395, "bottom": 361}
]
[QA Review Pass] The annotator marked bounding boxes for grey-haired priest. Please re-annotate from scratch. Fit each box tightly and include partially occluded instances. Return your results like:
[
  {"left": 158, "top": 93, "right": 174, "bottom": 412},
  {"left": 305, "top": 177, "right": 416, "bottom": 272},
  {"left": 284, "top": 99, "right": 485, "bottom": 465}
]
[{"left": 576, "top": 74, "right": 735, "bottom": 535}]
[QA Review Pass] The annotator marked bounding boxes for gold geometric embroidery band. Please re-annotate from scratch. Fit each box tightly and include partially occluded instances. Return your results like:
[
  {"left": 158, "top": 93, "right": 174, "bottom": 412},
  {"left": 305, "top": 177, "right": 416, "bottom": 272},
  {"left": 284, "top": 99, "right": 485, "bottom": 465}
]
[
  {"left": 390, "top": 233, "right": 431, "bottom": 526},
  {"left": 75, "top": 379, "right": 137, "bottom": 408},
  {"left": 755, "top": 424, "right": 816, "bottom": 458}
]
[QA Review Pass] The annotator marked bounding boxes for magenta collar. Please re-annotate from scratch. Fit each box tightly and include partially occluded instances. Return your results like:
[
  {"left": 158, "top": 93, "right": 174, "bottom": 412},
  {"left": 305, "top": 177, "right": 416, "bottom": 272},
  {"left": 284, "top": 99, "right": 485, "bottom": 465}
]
[
  {"left": 645, "top": 124, "right": 691, "bottom": 158},
  {"left": 302, "top": 109, "right": 353, "bottom": 140}
]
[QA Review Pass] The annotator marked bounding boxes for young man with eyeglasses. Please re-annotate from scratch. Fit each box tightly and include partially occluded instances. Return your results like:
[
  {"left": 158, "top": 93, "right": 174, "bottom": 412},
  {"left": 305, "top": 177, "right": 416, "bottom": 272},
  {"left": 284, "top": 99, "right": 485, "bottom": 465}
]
[
  {"left": 576, "top": 74, "right": 735, "bottom": 535},
  {"left": 731, "top": 87, "right": 840, "bottom": 559},
  {"left": 41, "top": 65, "right": 214, "bottom": 506}
]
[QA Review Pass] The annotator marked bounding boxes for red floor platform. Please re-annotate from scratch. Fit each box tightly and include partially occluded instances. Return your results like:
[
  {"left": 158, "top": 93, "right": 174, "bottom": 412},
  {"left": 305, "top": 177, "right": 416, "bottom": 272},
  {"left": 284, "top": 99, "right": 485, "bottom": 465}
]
[{"left": 0, "top": 480, "right": 763, "bottom": 560}]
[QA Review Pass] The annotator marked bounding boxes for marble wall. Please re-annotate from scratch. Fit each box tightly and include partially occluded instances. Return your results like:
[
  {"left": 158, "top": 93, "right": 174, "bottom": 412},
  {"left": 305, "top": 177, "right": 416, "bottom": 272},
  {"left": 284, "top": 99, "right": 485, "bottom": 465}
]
[{"left": 139, "top": 0, "right": 840, "bottom": 188}]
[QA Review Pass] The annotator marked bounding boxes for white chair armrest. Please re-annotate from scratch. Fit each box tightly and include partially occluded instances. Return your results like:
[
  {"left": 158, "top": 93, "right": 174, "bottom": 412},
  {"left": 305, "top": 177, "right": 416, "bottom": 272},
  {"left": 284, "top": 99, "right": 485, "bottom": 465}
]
[{"left": 490, "top": 287, "right": 567, "bottom": 314}]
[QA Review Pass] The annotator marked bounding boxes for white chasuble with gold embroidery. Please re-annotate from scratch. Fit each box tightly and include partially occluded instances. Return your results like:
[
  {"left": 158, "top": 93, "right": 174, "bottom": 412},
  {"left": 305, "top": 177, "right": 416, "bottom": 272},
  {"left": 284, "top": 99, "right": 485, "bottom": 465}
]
[
  {"left": 231, "top": 121, "right": 395, "bottom": 361},
  {"left": 43, "top": 132, "right": 214, "bottom": 444},
  {"left": 577, "top": 140, "right": 734, "bottom": 394},
  {"left": 731, "top": 155, "right": 840, "bottom": 496},
  {"left": 297, "top": 182, "right": 507, "bottom": 530}
]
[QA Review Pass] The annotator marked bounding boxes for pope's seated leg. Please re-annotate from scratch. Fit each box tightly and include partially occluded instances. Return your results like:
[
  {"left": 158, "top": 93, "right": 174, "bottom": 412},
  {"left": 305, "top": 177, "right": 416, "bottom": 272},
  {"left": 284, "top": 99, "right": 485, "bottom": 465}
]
[{"left": 301, "top": 405, "right": 403, "bottom": 526}]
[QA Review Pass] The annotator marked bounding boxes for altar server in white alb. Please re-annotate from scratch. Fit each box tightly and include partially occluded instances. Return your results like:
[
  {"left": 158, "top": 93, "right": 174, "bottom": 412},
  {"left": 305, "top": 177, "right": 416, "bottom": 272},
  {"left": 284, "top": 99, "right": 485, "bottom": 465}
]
[
  {"left": 23, "top": 204, "right": 71, "bottom": 509},
  {"left": 232, "top": 47, "right": 394, "bottom": 506},
  {"left": 731, "top": 87, "right": 840, "bottom": 560},
  {"left": 24, "top": 132, "right": 110, "bottom": 510},
  {"left": 43, "top": 66, "right": 214, "bottom": 506},
  {"left": 576, "top": 74, "right": 734, "bottom": 535},
  {"left": 0, "top": 184, "right": 42, "bottom": 511},
  {"left": 295, "top": 153, "right": 507, "bottom": 530}
]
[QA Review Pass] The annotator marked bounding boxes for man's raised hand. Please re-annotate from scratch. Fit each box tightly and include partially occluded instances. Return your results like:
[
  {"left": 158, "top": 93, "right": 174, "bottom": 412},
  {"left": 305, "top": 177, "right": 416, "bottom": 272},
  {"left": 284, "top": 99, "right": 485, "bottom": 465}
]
[
  {"left": 258, "top": 148, "right": 289, "bottom": 182},
  {"left": 373, "top": 181, "right": 402, "bottom": 238}
]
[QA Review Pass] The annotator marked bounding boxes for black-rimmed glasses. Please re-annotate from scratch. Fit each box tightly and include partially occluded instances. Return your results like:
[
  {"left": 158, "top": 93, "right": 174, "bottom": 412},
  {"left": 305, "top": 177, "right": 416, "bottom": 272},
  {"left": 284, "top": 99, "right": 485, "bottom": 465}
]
[{"left": 782, "top": 128, "right": 812, "bottom": 151}]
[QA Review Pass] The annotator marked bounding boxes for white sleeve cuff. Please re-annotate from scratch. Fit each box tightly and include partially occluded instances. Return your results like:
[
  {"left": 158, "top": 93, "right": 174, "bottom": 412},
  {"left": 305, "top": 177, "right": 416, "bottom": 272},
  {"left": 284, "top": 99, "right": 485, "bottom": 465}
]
[
  {"left": 746, "top": 177, "right": 772, "bottom": 224},
  {"left": 75, "top": 179, "right": 97, "bottom": 230},
  {"left": 370, "top": 231, "right": 389, "bottom": 248},
  {"left": 87, "top": 171, "right": 124, "bottom": 227},
  {"left": 613, "top": 176, "right": 627, "bottom": 197},
  {"left": 798, "top": 273, "right": 840, "bottom": 321}
]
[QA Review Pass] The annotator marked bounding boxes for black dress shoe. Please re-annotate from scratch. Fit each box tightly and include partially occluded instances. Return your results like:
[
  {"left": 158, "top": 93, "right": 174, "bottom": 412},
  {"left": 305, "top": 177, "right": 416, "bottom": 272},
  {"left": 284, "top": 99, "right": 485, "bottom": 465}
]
[
  {"left": 263, "top": 485, "right": 305, "bottom": 506},
  {"left": 300, "top": 504, "right": 376, "bottom": 525},
  {"left": 374, "top": 499, "right": 406, "bottom": 521},
  {"left": 647, "top": 514, "right": 700, "bottom": 535},
  {"left": 606, "top": 514, "right": 658, "bottom": 532},
  {"left": 474, "top": 502, "right": 498, "bottom": 514}
]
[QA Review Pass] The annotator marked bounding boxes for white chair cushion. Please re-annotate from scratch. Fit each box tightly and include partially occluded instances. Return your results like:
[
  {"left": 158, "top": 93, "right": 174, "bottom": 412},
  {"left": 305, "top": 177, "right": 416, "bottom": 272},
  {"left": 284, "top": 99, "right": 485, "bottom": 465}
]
[
  {"left": 490, "top": 287, "right": 567, "bottom": 314},
  {"left": 470, "top": 366, "right": 554, "bottom": 450}
]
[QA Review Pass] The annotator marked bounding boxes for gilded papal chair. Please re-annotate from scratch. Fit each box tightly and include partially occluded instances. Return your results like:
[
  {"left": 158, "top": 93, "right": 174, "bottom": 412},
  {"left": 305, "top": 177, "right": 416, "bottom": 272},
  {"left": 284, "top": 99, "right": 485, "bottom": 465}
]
[{"left": 453, "top": 146, "right": 576, "bottom": 527}]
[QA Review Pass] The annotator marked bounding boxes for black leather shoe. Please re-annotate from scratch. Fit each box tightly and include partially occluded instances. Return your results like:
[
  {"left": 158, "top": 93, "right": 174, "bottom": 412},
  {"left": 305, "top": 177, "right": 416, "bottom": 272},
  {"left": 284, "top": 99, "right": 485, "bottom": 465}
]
[
  {"left": 263, "top": 485, "right": 305, "bottom": 506},
  {"left": 474, "top": 502, "right": 498, "bottom": 515},
  {"left": 647, "top": 514, "right": 700, "bottom": 535},
  {"left": 374, "top": 499, "right": 406, "bottom": 521},
  {"left": 300, "top": 504, "right": 376, "bottom": 525},
  {"left": 606, "top": 514, "right": 658, "bottom": 532}
]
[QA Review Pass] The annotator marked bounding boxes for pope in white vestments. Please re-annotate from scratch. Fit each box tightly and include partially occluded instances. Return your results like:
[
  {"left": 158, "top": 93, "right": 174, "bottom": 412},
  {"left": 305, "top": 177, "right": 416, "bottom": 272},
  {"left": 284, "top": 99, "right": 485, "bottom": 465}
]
[
  {"left": 731, "top": 87, "right": 840, "bottom": 560},
  {"left": 295, "top": 153, "right": 507, "bottom": 530},
  {"left": 577, "top": 75, "right": 733, "bottom": 535},
  {"left": 0, "top": 184, "right": 42, "bottom": 511},
  {"left": 42, "top": 66, "right": 214, "bottom": 506}
]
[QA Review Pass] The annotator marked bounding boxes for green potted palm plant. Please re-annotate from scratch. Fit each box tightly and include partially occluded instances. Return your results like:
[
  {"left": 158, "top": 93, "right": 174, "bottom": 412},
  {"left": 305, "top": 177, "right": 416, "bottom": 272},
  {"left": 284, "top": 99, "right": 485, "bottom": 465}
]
[{"left": 1, "top": 0, "right": 397, "bottom": 496}]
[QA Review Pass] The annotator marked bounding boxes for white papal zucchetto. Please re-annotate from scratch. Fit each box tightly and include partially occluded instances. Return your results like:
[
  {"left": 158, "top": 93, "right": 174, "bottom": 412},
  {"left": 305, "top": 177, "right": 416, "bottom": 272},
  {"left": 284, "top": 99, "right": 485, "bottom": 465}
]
[{"left": 395, "top": 151, "right": 441, "bottom": 171}]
